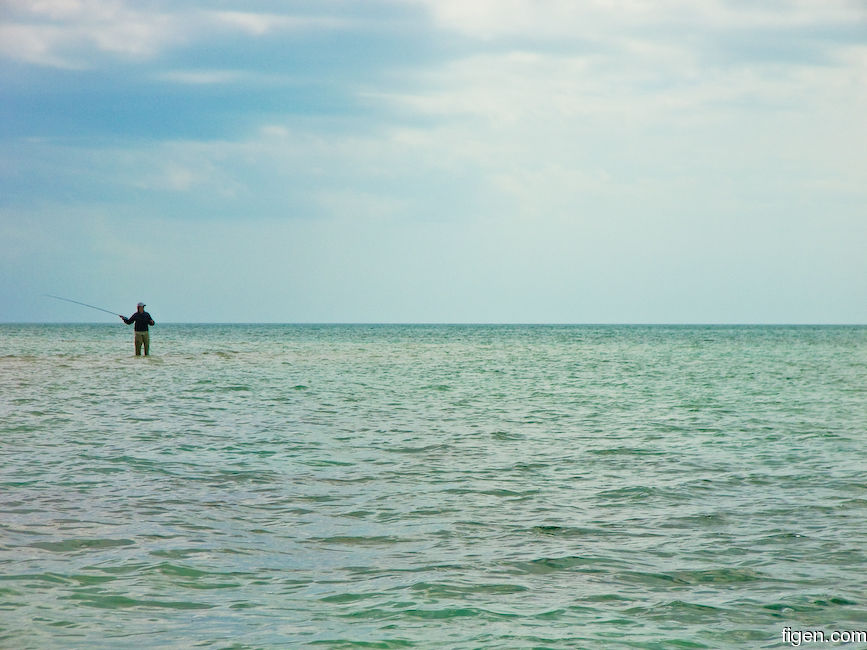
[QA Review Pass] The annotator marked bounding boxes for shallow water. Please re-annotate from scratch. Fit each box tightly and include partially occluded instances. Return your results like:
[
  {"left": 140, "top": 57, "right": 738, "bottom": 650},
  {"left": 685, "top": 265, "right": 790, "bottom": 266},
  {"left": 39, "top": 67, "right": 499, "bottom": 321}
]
[{"left": 1, "top": 324, "right": 865, "bottom": 648}]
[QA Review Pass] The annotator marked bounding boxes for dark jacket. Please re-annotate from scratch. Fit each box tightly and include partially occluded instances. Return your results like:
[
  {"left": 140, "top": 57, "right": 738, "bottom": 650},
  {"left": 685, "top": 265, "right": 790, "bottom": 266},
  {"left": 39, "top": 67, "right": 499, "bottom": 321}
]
[{"left": 123, "top": 311, "right": 154, "bottom": 332}]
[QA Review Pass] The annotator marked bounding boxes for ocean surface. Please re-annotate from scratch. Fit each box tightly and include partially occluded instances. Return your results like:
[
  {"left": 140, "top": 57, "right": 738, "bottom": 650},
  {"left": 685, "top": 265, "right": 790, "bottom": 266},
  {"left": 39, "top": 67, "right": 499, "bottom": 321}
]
[{"left": 1, "top": 323, "right": 865, "bottom": 649}]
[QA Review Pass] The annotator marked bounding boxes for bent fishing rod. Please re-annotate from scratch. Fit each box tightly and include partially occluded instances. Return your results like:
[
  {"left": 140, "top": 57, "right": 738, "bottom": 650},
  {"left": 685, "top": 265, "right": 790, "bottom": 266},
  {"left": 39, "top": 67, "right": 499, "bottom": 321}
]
[{"left": 44, "top": 294, "right": 122, "bottom": 317}]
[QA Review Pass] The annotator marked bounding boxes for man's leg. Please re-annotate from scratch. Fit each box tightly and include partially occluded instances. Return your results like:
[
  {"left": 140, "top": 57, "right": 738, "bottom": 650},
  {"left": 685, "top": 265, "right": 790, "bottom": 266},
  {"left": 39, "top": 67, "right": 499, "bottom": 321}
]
[
  {"left": 135, "top": 332, "right": 142, "bottom": 356},
  {"left": 142, "top": 332, "right": 150, "bottom": 356}
]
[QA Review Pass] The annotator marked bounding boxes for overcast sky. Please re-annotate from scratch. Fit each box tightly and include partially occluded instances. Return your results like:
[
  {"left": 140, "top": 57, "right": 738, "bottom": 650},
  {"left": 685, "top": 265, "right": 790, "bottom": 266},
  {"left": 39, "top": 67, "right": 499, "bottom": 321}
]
[{"left": 1, "top": 0, "right": 865, "bottom": 323}]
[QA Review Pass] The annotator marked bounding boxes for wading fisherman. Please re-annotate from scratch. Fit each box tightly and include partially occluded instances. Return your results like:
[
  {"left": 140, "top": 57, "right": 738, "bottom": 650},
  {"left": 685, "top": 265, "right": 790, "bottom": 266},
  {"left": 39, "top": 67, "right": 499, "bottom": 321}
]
[{"left": 120, "top": 302, "right": 155, "bottom": 356}]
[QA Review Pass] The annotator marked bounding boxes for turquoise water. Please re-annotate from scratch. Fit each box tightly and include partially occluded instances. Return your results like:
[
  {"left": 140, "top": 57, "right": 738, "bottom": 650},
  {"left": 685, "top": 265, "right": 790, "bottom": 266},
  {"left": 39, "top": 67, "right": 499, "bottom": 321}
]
[{"left": 1, "top": 324, "right": 865, "bottom": 649}]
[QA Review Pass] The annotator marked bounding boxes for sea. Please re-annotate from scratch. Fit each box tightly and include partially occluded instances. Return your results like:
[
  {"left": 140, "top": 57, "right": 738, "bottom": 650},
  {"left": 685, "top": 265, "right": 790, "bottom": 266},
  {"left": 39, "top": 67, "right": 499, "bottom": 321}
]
[{"left": 1, "top": 323, "right": 865, "bottom": 649}]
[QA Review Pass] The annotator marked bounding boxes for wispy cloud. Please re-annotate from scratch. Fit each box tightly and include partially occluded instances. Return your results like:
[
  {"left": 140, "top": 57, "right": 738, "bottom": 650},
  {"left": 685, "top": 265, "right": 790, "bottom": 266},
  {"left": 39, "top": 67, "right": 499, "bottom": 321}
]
[
  {"left": 154, "top": 69, "right": 245, "bottom": 85},
  {"left": 0, "top": 0, "right": 182, "bottom": 67},
  {"left": 416, "top": 0, "right": 865, "bottom": 39},
  {"left": 211, "top": 11, "right": 346, "bottom": 36},
  {"left": 0, "top": 0, "right": 348, "bottom": 69}
]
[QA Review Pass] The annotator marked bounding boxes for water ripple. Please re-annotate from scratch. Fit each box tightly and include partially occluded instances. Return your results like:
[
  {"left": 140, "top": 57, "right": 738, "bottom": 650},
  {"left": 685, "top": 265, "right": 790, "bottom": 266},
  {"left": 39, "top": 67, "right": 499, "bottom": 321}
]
[{"left": 1, "top": 324, "right": 865, "bottom": 648}]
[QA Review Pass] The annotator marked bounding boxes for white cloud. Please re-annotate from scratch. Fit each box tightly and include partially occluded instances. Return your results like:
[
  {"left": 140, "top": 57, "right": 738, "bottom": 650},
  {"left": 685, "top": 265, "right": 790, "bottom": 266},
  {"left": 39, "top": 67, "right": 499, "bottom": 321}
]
[
  {"left": 0, "top": 24, "right": 81, "bottom": 69},
  {"left": 414, "top": 0, "right": 865, "bottom": 39},
  {"left": 0, "top": 0, "right": 183, "bottom": 67},
  {"left": 128, "top": 147, "right": 243, "bottom": 196},
  {"left": 155, "top": 69, "right": 244, "bottom": 85},
  {"left": 5, "top": 1, "right": 865, "bottom": 225},
  {"left": 211, "top": 11, "right": 345, "bottom": 36},
  {"left": 153, "top": 68, "right": 301, "bottom": 86},
  {"left": 377, "top": 48, "right": 772, "bottom": 130},
  {"left": 0, "top": 1, "right": 348, "bottom": 68}
]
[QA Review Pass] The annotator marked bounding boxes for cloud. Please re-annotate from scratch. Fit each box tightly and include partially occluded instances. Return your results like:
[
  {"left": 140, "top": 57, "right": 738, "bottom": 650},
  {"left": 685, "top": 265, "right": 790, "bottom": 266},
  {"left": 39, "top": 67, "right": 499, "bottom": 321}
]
[
  {"left": 408, "top": 0, "right": 867, "bottom": 80},
  {"left": 5, "top": 17, "right": 865, "bottom": 229},
  {"left": 0, "top": 0, "right": 184, "bottom": 67},
  {"left": 154, "top": 69, "right": 245, "bottom": 85},
  {"left": 211, "top": 11, "right": 345, "bottom": 36},
  {"left": 4, "top": 0, "right": 865, "bottom": 222},
  {"left": 376, "top": 46, "right": 822, "bottom": 139},
  {"left": 416, "top": 0, "right": 865, "bottom": 39},
  {"left": 0, "top": 0, "right": 349, "bottom": 69},
  {"left": 152, "top": 68, "right": 303, "bottom": 87},
  {"left": 0, "top": 23, "right": 79, "bottom": 69}
]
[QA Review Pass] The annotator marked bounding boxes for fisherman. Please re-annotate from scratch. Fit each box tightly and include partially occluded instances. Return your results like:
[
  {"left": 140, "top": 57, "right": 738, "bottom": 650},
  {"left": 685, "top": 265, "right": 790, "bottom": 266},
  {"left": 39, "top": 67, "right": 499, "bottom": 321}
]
[{"left": 120, "top": 302, "right": 155, "bottom": 356}]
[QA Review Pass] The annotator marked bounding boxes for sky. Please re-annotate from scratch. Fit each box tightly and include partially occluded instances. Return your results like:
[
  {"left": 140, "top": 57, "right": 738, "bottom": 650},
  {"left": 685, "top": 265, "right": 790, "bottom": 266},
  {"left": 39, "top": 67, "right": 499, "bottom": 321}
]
[{"left": 1, "top": 0, "right": 865, "bottom": 324}]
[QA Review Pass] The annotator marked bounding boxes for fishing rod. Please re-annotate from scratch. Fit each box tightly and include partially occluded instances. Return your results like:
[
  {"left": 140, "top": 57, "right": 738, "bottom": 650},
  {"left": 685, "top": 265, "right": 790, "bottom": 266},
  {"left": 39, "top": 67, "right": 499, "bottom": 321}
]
[{"left": 44, "top": 294, "right": 121, "bottom": 317}]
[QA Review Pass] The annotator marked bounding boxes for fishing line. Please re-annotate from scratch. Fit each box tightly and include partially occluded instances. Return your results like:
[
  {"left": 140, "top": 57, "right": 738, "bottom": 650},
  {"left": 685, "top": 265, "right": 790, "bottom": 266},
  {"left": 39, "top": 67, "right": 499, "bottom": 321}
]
[{"left": 44, "top": 294, "right": 120, "bottom": 316}]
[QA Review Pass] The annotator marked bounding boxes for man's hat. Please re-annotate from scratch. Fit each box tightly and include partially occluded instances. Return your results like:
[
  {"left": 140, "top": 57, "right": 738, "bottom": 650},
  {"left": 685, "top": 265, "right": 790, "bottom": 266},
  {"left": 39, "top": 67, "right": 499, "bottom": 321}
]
[{"left": 137, "top": 302, "right": 145, "bottom": 307}]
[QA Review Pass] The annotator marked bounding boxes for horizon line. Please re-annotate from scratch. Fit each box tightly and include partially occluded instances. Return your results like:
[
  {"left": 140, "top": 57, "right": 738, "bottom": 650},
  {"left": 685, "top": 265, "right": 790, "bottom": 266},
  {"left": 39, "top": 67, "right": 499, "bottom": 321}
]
[{"left": 2, "top": 321, "right": 866, "bottom": 327}]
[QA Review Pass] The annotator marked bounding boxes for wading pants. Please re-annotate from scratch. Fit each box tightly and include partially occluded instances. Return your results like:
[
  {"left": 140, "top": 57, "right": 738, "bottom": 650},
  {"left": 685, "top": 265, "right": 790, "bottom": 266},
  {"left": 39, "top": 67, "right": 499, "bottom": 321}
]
[{"left": 135, "top": 331, "right": 150, "bottom": 356}]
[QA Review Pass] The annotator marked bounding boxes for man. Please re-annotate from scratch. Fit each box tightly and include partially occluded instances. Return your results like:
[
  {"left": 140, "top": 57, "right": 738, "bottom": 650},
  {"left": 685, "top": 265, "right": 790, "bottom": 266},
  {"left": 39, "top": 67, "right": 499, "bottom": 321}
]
[{"left": 120, "top": 302, "right": 155, "bottom": 356}]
